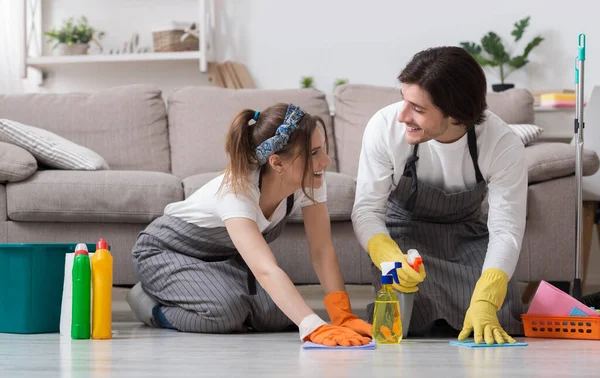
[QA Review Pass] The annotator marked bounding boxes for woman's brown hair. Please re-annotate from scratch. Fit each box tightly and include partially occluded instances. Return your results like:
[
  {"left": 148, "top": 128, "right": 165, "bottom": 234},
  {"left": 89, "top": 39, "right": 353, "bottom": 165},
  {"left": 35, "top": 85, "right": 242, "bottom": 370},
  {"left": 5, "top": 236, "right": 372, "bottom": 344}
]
[{"left": 221, "top": 103, "right": 328, "bottom": 201}]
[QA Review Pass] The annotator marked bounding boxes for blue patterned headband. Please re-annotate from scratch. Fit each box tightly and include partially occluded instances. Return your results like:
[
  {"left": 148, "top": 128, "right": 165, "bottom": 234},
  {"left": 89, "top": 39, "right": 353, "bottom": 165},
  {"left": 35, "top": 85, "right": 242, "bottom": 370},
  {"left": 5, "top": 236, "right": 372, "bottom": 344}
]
[{"left": 254, "top": 104, "right": 306, "bottom": 166}]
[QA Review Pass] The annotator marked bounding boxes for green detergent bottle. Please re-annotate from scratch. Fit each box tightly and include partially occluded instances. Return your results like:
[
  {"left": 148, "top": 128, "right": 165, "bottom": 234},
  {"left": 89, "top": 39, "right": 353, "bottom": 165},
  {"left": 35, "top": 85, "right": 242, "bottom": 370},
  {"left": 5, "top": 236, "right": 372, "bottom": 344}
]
[{"left": 71, "top": 243, "right": 91, "bottom": 339}]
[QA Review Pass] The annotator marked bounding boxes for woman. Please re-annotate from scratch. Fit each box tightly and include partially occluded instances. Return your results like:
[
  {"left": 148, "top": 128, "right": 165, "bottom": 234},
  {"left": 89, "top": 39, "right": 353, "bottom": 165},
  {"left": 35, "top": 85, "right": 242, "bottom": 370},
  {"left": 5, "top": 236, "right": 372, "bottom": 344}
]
[{"left": 127, "top": 103, "right": 372, "bottom": 346}]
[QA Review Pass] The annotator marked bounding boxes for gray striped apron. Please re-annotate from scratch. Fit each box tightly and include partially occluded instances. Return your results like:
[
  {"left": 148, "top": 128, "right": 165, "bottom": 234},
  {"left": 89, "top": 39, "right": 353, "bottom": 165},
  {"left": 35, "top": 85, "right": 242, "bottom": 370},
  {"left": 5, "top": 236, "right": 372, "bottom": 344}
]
[
  {"left": 369, "top": 127, "right": 523, "bottom": 335},
  {"left": 131, "top": 175, "right": 296, "bottom": 334}
]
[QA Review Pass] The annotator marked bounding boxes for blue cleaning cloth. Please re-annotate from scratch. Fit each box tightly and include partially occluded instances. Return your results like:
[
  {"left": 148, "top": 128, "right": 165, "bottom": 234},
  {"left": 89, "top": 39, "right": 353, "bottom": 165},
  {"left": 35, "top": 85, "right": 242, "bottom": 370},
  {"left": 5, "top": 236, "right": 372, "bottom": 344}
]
[
  {"left": 302, "top": 340, "right": 376, "bottom": 350},
  {"left": 569, "top": 306, "right": 589, "bottom": 316},
  {"left": 450, "top": 340, "right": 528, "bottom": 348}
]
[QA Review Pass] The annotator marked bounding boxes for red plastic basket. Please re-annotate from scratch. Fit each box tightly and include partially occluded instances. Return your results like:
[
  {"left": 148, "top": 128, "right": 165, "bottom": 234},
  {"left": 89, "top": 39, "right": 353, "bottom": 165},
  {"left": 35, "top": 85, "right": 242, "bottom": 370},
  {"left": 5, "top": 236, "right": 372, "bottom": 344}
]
[{"left": 521, "top": 314, "right": 600, "bottom": 340}]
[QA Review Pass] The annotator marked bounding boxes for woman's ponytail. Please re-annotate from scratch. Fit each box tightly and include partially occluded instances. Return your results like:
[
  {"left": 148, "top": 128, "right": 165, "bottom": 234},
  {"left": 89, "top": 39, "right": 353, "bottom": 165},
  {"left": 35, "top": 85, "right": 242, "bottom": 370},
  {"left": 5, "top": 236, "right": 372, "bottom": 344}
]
[{"left": 222, "top": 109, "right": 256, "bottom": 195}]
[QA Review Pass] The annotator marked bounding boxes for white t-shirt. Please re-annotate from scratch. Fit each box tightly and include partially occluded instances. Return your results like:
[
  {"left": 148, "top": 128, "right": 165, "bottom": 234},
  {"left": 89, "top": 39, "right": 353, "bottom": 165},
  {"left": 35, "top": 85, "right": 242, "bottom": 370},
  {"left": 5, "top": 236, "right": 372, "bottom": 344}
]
[
  {"left": 165, "top": 169, "right": 327, "bottom": 233},
  {"left": 351, "top": 102, "right": 527, "bottom": 278}
]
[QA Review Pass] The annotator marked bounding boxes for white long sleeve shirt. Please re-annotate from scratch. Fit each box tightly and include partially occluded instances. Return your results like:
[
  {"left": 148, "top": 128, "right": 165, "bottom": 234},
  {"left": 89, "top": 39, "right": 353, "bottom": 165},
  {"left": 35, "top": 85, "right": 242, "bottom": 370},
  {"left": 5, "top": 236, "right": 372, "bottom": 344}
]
[{"left": 351, "top": 102, "right": 527, "bottom": 278}]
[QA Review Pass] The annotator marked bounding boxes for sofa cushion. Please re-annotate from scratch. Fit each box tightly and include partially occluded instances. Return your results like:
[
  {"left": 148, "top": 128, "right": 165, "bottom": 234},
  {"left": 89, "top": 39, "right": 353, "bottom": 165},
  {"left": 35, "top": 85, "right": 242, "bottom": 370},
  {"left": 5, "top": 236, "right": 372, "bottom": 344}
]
[
  {"left": 334, "top": 84, "right": 399, "bottom": 177},
  {"left": 0, "top": 84, "right": 170, "bottom": 172},
  {"left": 0, "top": 119, "right": 109, "bottom": 170},
  {"left": 334, "top": 84, "right": 535, "bottom": 177},
  {"left": 0, "top": 185, "right": 6, "bottom": 221},
  {"left": 182, "top": 172, "right": 221, "bottom": 198},
  {"left": 6, "top": 171, "right": 183, "bottom": 223},
  {"left": 167, "top": 87, "right": 336, "bottom": 178},
  {"left": 0, "top": 142, "right": 37, "bottom": 183},
  {"left": 526, "top": 142, "right": 600, "bottom": 184},
  {"left": 486, "top": 89, "right": 535, "bottom": 124},
  {"left": 288, "top": 172, "right": 356, "bottom": 223},
  {"left": 508, "top": 124, "right": 543, "bottom": 146}
]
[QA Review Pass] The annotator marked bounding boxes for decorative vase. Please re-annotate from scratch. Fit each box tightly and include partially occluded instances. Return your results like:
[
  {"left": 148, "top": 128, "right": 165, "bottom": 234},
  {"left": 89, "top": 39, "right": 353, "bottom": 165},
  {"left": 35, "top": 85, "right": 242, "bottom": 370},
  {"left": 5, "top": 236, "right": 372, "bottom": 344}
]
[
  {"left": 55, "top": 43, "right": 90, "bottom": 56},
  {"left": 492, "top": 83, "right": 515, "bottom": 92}
]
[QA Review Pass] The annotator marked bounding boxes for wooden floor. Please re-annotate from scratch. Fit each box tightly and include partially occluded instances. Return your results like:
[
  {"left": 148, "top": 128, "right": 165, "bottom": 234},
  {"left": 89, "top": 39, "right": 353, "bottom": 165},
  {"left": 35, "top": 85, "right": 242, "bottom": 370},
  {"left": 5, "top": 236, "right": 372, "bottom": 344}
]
[{"left": 1, "top": 286, "right": 600, "bottom": 377}]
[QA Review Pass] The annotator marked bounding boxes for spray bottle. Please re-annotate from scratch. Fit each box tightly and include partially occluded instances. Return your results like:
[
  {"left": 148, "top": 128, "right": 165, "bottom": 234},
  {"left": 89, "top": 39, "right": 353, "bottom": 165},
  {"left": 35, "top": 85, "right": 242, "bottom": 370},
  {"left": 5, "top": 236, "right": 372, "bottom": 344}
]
[
  {"left": 398, "top": 249, "right": 423, "bottom": 338},
  {"left": 71, "top": 243, "right": 91, "bottom": 339},
  {"left": 92, "top": 238, "right": 113, "bottom": 339},
  {"left": 372, "top": 262, "right": 403, "bottom": 344}
]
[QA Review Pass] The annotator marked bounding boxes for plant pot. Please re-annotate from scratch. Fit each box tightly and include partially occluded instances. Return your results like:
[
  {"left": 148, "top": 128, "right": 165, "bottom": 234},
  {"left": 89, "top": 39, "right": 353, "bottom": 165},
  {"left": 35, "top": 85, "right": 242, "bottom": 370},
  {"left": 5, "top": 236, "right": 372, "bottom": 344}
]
[
  {"left": 492, "top": 83, "right": 515, "bottom": 92},
  {"left": 55, "top": 43, "right": 89, "bottom": 56}
]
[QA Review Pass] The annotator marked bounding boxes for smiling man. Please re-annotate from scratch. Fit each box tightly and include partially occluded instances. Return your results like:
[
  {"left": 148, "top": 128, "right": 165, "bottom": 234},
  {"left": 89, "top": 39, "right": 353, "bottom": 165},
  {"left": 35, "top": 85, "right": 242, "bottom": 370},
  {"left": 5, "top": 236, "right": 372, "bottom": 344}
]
[{"left": 351, "top": 46, "right": 527, "bottom": 344}]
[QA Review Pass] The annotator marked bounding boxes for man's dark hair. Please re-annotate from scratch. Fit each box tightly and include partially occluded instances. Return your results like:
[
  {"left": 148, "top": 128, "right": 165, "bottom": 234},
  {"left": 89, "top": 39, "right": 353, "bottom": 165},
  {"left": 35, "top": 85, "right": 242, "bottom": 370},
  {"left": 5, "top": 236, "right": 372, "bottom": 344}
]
[{"left": 398, "top": 46, "right": 488, "bottom": 128}]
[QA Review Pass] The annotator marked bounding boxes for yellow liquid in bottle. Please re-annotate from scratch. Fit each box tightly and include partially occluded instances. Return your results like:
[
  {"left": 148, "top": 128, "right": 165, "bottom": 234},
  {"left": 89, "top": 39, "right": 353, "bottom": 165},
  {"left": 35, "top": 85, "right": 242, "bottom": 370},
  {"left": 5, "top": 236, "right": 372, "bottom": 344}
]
[{"left": 372, "top": 285, "right": 402, "bottom": 344}]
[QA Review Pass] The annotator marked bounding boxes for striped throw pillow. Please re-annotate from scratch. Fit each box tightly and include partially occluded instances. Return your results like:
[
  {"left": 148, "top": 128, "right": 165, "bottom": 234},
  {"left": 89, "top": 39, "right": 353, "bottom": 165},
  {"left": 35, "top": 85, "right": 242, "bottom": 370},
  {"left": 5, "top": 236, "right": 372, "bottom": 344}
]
[
  {"left": 508, "top": 124, "right": 543, "bottom": 146},
  {"left": 0, "top": 119, "right": 109, "bottom": 170}
]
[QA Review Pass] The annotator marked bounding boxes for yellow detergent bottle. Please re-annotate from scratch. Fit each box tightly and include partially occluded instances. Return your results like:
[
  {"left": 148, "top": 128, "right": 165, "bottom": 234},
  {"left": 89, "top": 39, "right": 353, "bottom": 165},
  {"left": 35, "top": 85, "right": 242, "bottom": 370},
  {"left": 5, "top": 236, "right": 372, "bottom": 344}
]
[
  {"left": 91, "top": 238, "right": 113, "bottom": 339},
  {"left": 372, "top": 262, "right": 402, "bottom": 344}
]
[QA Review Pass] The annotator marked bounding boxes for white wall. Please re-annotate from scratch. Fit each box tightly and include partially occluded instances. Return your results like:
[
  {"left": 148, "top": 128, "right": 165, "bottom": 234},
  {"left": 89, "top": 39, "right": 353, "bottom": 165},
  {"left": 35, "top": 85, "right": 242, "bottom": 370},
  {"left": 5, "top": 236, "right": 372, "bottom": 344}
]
[{"left": 32, "top": 0, "right": 597, "bottom": 97}]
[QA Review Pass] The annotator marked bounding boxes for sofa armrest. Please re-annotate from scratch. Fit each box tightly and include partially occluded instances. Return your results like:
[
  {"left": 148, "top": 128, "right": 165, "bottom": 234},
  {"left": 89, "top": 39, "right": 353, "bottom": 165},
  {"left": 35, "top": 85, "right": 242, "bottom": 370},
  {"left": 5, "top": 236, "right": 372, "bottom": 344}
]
[
  {"left": 525, "top": 142, "right": 599, "bottom": 185},
  {"left": 0, "top": 184, "right": 6, "bottom": 221}
]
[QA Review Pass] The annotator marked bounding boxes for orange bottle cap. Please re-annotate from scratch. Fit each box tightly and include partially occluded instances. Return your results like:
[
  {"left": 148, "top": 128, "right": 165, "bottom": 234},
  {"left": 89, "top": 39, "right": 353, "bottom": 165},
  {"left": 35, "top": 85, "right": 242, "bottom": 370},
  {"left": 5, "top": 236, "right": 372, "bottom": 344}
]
[{"left": 96, "top": 238, "right": 109, "bottom": 250}]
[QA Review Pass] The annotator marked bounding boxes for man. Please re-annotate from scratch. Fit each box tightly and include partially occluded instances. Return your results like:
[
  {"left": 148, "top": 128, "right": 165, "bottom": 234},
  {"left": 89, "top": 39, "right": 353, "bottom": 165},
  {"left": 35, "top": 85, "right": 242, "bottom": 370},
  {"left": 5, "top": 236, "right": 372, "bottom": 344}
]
[{"left": 351, "top": 46, "right": 526, "bottom": 344}]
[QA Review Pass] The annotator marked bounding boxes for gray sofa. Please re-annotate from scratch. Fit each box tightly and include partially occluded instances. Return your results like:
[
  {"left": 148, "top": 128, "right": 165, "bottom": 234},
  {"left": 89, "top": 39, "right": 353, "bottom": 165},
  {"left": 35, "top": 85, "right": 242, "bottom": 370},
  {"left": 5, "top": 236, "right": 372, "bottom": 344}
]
[{"left": 0, "top": 84, "right": 598, "bottom": 286}]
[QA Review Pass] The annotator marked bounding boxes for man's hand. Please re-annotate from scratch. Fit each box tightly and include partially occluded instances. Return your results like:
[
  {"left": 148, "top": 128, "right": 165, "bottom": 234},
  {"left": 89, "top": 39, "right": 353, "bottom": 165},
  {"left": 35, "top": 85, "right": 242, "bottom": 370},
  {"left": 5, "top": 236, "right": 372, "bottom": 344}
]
[
  {"left": 366, "top": 234, "right": 426, "bottom": 292},
  {"left": 458, "top": 268, "right": 516, "bottom": 344}
]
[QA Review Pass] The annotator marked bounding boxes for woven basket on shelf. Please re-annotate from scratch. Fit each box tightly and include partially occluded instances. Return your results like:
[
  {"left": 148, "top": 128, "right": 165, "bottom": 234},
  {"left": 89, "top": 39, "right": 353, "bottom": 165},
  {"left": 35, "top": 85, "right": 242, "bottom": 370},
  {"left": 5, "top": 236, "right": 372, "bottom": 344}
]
[{"left": 152, "top": 30, "right": 198, "bottom": 52}]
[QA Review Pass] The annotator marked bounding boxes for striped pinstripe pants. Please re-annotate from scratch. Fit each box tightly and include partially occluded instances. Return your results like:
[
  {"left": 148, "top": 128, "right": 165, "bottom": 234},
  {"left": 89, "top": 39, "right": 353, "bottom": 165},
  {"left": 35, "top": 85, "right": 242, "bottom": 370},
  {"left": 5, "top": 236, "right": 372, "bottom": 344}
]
[{"left": 131, "top": 215, "right": 295, "bottom": 333}]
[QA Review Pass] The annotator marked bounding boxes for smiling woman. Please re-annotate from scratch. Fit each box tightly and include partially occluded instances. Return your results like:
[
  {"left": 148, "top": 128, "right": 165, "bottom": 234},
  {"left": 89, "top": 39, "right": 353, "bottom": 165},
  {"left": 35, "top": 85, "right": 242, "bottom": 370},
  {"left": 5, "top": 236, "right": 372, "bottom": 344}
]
[{"left": 126, "top": 102, "right": 373, "bottom": 347}]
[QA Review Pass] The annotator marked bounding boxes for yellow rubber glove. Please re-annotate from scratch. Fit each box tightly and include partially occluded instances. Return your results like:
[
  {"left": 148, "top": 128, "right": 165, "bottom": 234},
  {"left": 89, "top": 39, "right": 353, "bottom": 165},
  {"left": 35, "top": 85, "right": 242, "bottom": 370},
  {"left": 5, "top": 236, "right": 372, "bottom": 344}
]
[
  {"left": 458, "top": 268, "right": 516, "bottom": 345},
  {"left": 366, "top": 234, "right": 426, "bottom": 293}
]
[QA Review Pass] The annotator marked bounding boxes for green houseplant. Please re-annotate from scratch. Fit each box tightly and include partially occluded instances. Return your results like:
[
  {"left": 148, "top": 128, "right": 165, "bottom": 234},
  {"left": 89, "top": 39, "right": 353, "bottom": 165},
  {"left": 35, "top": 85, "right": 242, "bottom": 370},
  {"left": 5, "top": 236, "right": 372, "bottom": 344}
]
[
  {"left": 460, "top": 16, "right": 543, "bottom": 92},
  {"left": 300, "top": 76, "right": 315, "bottom": 88},
  {"left": 44, "top": 16, "right": 103, "bottom": 56},
  {"left": 334, "top": 78, "right": 348, "bottom": 87}
]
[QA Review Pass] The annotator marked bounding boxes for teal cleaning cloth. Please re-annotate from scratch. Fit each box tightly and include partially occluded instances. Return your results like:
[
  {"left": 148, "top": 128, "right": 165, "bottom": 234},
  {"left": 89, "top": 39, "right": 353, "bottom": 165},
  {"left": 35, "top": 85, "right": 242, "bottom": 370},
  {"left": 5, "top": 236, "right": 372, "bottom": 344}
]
[
  {"left": 302, "top": 340, "right": 376, "bottom": 350},
  {"left": 450, "top": 340, "right": 528, "bottom": 348}
]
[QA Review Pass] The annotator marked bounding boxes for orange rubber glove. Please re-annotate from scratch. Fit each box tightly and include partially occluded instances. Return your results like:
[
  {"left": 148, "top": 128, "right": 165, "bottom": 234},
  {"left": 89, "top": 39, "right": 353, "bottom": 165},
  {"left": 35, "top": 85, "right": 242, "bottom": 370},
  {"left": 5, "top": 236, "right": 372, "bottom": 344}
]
[
  {"left": 305, "top": 324, "right": 372, "bottom": 347},
  {"left": 324, "top": 291, "right": 372, "bottom": 337}
]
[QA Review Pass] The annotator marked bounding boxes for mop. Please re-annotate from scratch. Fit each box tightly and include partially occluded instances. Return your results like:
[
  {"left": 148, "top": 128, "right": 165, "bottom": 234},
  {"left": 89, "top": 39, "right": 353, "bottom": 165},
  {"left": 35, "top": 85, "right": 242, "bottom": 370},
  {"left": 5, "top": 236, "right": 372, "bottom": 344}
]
[
  {"left": 573, "top": 34, "right": 586, "bottom": 301},
  {"left": 573, "top": 34, "right": 600, "bottom": 311}
]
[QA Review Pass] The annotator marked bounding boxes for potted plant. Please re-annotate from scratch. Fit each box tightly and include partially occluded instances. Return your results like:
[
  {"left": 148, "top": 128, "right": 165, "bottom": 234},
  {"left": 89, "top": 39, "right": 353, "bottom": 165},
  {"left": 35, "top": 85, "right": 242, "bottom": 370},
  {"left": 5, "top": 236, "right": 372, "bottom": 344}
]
[
  {"left": 44, "top": 16, "right": 104, "bottom": 56},
  {"left": 300, "top": 76, "right": 315, "bottom": 88},
  {"left": 334, "top": 78, "right": 348, "bottom": 88},
  {"left": 460, "top": 16, "right": 544, "bottom": 92}
]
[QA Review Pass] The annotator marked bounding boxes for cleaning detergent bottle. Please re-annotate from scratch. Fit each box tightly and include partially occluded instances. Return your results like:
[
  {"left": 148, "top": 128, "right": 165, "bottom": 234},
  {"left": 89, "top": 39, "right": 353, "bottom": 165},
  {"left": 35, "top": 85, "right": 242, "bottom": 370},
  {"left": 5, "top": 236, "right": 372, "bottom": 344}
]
[
  {"left": 71, "top": 243, "right": 91, "bottom": 339},
  {"left": 91, "top": 238, "right": 113, "bottom": 339},
  {"left": 398, "top": 249, "right": 423, "bottom": 338},
  {"left": 372, "top": 262, "right": 403, "bottom": 344}
]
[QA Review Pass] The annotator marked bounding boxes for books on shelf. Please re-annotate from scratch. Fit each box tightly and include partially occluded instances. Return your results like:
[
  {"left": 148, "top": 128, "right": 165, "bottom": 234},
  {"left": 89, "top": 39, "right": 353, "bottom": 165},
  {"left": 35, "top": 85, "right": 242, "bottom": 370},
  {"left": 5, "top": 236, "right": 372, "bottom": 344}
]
[{"left": 531, "top": 89, "right": 575, "bottom": 108}]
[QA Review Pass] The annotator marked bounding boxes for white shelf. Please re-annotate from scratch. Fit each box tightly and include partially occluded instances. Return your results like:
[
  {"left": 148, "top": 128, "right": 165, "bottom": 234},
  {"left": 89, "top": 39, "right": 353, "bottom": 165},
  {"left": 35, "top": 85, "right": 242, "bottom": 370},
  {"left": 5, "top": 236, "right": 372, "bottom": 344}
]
[
  {"left": 22, "top": 0, "right": 214, "bottom": 84},
  {"left": 534, "top": 106, "right": 576, "bottom": 113},
  {"left": 27, "top": 51, "right": 203, "bottom": 68}
]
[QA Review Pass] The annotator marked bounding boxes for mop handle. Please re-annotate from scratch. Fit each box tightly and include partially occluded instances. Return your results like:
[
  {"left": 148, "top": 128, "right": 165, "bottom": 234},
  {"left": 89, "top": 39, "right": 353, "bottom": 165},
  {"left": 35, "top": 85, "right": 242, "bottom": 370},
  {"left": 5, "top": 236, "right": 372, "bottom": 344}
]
[
  {"left": 577, "top": 34, "right": 586, "bottom": 126},
  {"left": 573, "top": 33, "right": 586, "bottom": 300}
]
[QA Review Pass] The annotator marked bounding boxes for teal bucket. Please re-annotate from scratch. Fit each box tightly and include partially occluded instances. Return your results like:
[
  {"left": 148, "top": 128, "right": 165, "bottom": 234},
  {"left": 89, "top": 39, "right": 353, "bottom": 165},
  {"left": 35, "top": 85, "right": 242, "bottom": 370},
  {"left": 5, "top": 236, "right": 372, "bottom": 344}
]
[{"left": 0, "top": 243, "right": 98, "bottom": 334}]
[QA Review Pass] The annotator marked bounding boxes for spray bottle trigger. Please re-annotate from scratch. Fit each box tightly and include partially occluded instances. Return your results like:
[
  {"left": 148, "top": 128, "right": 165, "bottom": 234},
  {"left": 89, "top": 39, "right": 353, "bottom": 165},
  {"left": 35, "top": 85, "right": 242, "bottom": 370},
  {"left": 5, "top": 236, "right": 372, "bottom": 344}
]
[
  {"left": 380, "top": 262, "right": 402, "bottom": 285},
  {"left": 391, "top": 262, "right": 401, "bottom": 284}
]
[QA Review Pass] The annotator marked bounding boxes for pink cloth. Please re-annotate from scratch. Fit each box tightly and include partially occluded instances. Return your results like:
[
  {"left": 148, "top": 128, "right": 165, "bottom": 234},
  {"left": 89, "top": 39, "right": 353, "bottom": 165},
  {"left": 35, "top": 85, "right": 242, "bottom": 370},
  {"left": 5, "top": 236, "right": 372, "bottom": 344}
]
[{"left": 527, "top": 280, "right": 600, "bottom": 317}]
